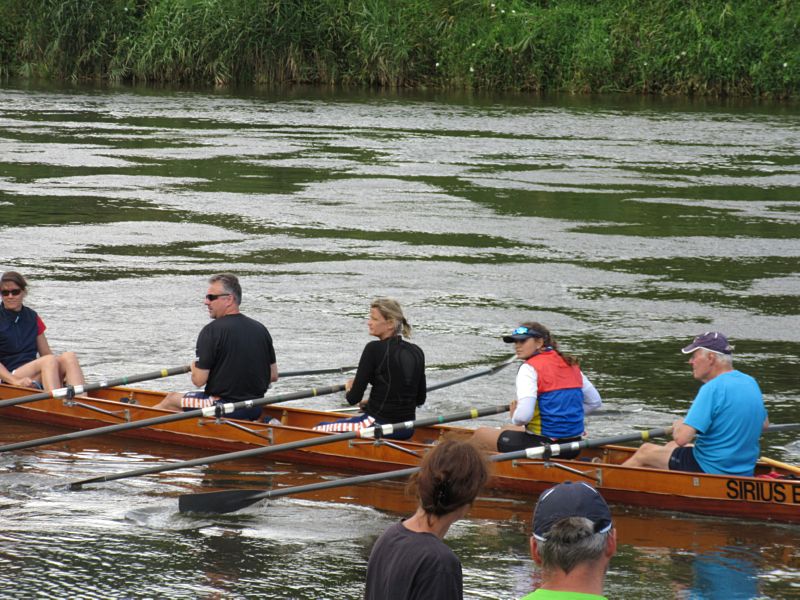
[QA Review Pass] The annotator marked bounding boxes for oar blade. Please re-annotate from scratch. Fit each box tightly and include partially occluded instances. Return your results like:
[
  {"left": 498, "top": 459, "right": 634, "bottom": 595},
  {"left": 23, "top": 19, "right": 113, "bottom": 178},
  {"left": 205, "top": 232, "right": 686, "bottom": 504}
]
[{"left": 178, "top": 489, "right": 267, "bottom": 514}]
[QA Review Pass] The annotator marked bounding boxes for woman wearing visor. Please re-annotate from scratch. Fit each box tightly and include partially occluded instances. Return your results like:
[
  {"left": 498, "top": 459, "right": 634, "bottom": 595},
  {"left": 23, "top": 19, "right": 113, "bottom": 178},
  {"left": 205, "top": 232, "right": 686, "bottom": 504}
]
[{"left": 472, "top": 322, "right": 601, "bottom": 458}]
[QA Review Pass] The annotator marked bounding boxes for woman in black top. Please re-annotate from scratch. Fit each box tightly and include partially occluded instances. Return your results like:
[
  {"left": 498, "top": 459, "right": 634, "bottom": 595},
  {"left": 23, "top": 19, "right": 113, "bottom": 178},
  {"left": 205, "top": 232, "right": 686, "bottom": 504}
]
[
  {"left": 364, "top": 438, "right": 489, "bottom": 600},
  {"left": 314, "top": 298, "right": 425, "bottom": 440}
]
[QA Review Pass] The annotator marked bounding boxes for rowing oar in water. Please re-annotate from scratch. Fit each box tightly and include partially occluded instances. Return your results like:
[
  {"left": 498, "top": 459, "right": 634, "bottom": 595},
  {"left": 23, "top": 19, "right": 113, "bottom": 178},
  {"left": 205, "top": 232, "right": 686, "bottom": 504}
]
[
  {"left": 279, "top": 366, "right": 356, "bottom": 377},
  {"left": 67, "top": 404, "right": 510, "bottom": 490},
  {"left": 0, "top": 365, "right": 192, "bottom": 410},
  {"left": 176, "top": 423, "right": 800, "bottom": 514},
  {"left": 177, "top": 426, "right": 674, "bottom": 514},
  {"left": 0, "top": 383, "right": 347, "bottom": 454}
]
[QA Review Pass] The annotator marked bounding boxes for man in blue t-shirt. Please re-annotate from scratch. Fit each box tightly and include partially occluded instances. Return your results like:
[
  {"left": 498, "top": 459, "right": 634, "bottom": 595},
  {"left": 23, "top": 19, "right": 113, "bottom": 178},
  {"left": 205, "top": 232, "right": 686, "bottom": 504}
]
[{"left": 623, "top": 332, "right": 768, "bottom": 476}]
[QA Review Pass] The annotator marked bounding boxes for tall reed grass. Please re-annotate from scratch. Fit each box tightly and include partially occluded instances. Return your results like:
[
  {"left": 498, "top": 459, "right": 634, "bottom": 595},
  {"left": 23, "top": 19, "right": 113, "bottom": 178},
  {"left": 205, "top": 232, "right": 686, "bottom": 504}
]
[{"left": 1, "top": 0, "right": 797, "bottom": 97}]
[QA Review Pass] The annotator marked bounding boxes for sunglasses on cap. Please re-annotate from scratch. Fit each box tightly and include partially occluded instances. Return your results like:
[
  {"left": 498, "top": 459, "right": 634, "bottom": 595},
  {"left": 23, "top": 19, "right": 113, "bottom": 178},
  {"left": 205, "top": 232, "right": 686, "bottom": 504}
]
[
  {"left": 512, "top": 326, "right": 543, "bottom": 337},
  {"left": 1, "top": 289, "right": 22, "bottom": 297}
]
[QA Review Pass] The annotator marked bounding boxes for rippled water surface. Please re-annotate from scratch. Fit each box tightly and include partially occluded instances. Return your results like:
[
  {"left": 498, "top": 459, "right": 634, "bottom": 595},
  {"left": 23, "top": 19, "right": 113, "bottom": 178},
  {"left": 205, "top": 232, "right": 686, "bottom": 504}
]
[{"left": 0, "top": 83, "right": 798, "bottom": 599}]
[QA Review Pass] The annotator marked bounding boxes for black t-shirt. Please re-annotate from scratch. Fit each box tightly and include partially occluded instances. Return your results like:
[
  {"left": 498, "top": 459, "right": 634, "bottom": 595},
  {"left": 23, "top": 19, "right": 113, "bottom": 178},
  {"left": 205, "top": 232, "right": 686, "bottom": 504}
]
[
  {"left": 195, "top": 313, "right": 276, "bottom": 401},
  {"left": 345, "top": 336, "right": 426, "bottom": 422},
  {"left": 364, "top": 521, "right": 463, "bottom": 600}
]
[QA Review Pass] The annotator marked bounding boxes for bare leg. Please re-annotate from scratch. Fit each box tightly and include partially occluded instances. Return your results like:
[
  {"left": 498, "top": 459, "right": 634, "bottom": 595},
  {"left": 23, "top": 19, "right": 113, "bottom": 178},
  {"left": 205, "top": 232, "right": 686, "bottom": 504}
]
[
  {"left": 13, "top": 355, "right": 61, "bottom": 391},
  {"left": 152, "top": 392, "right": 184, "bottom": 411},
  {"left": 621, "top": 441, "right": 678, "bottom": 470},
  {"left": 470, "top": 427, "right": 502, "bottom": 452},
  {"left": 57, "top": 352, "right": 85, "bottom": 386}
]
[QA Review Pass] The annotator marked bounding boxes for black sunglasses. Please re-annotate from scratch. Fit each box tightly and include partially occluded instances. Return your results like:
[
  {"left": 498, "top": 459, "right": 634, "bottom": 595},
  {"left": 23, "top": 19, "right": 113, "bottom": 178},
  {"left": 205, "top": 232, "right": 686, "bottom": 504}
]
[
  {"left": 1, "top": 289, "right": 22, "bottom": 297},
  {"left": 205, "top": 293, "right": 231, "bottom": 301}
]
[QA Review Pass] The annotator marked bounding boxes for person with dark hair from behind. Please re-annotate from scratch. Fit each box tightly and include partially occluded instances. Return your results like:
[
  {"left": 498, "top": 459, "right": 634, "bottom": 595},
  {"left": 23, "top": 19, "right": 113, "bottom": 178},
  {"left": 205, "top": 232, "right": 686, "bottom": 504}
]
[
  {"left": 152, "top": 273, "right": 277, "bottom": 421},
  {"left": 314, "top": 297, "right": 425, "bottom": 440},
  {"left": 364, "top": 438, "right": 490, "bottom": 600},
  {"left": 521, "top": 481, "right": 616, "bottom": 600},
  {"left": 0, "top": 271, "right": 85, "bottom": 391}
]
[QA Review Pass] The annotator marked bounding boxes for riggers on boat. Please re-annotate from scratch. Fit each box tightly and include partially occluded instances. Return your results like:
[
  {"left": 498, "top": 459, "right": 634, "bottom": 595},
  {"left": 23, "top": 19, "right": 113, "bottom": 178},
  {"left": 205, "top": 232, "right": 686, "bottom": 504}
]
[{"left": 0, "top": 382, "right": 797, "bottom": 522}]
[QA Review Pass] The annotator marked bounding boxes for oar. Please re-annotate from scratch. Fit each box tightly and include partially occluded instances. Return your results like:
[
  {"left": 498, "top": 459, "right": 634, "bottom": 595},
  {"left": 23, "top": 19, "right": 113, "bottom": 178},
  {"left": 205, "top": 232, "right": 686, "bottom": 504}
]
[
  {"left": 68, "top": 404, "right": 510, "bottom": 490},
  {"left": 178, "top": 426, "right": 674, "bottom": 514},
  {"left": 281, "top": 355, "right": 515, "bottom": 384},
  {"left": 3, "top": 354, "right": 515, "bottom": 456},
  {"left": 0, "top": 383, "right": 347, "bottom": 454},
  {"left": 759, "top": 457, "right": 800, "bottom": 476},
  {"left": 0, "top": 365, "right": 192, "bottom": 409},
  {"left": 336, "top": 355, "right": 517, "bottom": 412},
  {"left": 279, "top": 366, "right": 356, "bottom": 377},
  {"left": 426, "top": 355, "right": 516, "bottom": 392}
]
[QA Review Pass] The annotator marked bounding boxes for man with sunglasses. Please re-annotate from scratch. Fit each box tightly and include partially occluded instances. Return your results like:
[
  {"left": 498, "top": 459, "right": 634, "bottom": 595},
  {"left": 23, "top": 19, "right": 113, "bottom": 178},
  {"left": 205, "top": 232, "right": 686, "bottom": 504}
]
[
  {"left": 622, "top": 332, "right": 768, "bottom": 476},
  {"left": 153, "top": 273, "right": 277, "bottom": 420}
]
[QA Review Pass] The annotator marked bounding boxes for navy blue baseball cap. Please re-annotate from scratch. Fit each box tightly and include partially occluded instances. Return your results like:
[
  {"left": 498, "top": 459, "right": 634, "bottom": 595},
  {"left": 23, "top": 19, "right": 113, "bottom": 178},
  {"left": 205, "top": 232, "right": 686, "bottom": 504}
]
[
  {"left": 681, "top": 332, "right": 733, "bottom": 355},
  {"left": 532, "top": 481, "right": 613, "bottom": 541}
]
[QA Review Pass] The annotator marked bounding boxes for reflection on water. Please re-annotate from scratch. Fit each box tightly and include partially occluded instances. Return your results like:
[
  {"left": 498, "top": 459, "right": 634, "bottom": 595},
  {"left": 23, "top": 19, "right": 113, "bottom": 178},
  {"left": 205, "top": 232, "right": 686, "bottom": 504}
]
[{"left": 1, "top": 83, "right": 799, "bottom": 598}]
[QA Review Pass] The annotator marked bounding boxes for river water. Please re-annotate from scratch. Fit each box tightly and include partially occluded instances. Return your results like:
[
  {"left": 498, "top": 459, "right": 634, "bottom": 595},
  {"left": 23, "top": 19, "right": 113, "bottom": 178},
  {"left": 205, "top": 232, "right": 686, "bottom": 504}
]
[{"left": 0, "top": 83, "right": 798, "bottom": 599}]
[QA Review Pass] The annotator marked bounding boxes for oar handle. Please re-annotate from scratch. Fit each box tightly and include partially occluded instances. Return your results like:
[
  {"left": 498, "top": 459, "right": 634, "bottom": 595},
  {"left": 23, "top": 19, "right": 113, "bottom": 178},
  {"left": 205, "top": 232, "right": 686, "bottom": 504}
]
[{"left": 0, "top": 365, "right": 191, "bottom": 409}]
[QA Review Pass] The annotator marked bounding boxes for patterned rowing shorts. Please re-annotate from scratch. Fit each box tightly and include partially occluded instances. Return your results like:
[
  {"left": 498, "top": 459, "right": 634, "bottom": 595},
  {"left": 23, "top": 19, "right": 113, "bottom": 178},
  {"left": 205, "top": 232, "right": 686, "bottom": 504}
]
[{"left": 180, "top": 391, "right": 221, "bottom": 409}]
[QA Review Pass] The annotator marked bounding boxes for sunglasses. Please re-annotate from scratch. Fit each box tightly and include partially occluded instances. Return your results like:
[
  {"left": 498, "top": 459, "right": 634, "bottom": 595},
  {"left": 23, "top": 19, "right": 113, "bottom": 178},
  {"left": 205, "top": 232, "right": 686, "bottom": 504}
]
[
  {"left": 205, "top": 293, "right": 231, "bottom": 301},
  {"left": 1, "top": 289, "right": 22, "bottom": 297}
]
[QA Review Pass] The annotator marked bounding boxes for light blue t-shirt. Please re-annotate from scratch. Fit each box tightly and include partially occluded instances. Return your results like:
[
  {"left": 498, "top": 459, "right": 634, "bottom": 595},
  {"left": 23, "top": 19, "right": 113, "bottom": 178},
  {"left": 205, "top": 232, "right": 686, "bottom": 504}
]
[{"left": 684, "top": 370, "right": 766, "bottom": 476}]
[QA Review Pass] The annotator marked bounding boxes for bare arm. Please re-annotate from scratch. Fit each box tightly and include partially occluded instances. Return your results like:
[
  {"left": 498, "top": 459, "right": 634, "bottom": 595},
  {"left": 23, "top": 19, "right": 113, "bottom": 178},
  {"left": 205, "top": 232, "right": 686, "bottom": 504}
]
[
  {"left": 0, "top": 361, "right": 32, "bottom": 387},
  {"left": 672, "top": 418, "right": 697, "bottom": 446},
  {"left": 190, "top": 360, "right": 210, "bottom": 387},
  {"left": 36, "top": 333, "right": 52, "bottom": 356},
  {"left": 270, "top": 362, "right": 278, "bottom": 383},
  {"left": 762, "top": 416, "right": 770, "bottom": 431}
]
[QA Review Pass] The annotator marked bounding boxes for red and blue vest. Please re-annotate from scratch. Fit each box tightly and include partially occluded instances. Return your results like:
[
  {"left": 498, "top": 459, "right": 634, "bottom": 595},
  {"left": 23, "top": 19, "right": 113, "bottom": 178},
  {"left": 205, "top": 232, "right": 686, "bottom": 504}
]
[{"left": 524, "top": 350, "right": 584, "bottom": 438}]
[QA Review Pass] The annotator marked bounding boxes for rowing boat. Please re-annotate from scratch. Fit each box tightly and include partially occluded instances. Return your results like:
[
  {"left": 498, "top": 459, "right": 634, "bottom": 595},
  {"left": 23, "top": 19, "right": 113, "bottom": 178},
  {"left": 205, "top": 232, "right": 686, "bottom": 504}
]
[{"left": 0, "top": 382, "right": 797, "bottom": 522}]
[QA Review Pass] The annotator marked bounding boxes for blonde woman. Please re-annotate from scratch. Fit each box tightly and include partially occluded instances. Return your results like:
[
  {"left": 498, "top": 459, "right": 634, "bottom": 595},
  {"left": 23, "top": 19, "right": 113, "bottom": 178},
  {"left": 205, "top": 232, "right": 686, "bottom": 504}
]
[{"left": 314, "top": 298, "right": 425, "bottom": 440}]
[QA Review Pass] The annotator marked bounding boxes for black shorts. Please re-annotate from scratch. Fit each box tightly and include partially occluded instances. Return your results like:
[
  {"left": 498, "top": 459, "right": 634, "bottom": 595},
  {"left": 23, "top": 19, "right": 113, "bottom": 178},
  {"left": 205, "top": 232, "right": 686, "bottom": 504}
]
[
  {"left": 497, "top": 430, "right": 582, "bottom": 459},
  {"left": 668, "top": 446, "right": 705, "bottom": 473}
]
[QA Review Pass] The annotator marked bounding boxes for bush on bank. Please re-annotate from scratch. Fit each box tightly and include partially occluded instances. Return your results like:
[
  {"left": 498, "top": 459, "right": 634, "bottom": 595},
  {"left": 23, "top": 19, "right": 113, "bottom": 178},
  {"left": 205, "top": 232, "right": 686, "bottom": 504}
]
[{"left": 0, "top": 0, "right": 797, "bottom": 97}]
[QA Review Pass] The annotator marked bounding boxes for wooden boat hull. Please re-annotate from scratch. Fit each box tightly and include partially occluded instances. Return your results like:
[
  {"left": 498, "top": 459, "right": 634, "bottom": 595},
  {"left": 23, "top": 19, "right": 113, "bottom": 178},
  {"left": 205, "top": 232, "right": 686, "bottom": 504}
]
[{"left": 1, "top": 383, "right": 798, "bottom": 522}]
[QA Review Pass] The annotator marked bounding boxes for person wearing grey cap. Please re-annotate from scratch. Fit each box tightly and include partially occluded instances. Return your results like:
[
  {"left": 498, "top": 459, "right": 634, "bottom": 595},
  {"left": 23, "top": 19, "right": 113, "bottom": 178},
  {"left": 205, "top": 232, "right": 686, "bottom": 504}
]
[
  {"left": 520, "top": 481, "right": 616, "bottom": 600},
  {"left": 622, "top": 332, "right": 768, "bottom": 476}
]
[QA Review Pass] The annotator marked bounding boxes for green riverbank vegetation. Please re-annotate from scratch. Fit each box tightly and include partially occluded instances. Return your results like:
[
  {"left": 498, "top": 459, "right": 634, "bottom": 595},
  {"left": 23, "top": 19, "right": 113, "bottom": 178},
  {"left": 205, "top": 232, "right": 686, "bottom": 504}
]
[{"left": 1, "top": 0, "right": 797, "bottom": 97}]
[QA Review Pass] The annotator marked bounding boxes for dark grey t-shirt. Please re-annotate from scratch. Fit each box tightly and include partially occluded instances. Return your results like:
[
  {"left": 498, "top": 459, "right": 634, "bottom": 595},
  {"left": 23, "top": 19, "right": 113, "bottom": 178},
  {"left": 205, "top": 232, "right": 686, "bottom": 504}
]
[{"left": 365, "top": 520, "right": 463, "bottom": 600}]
